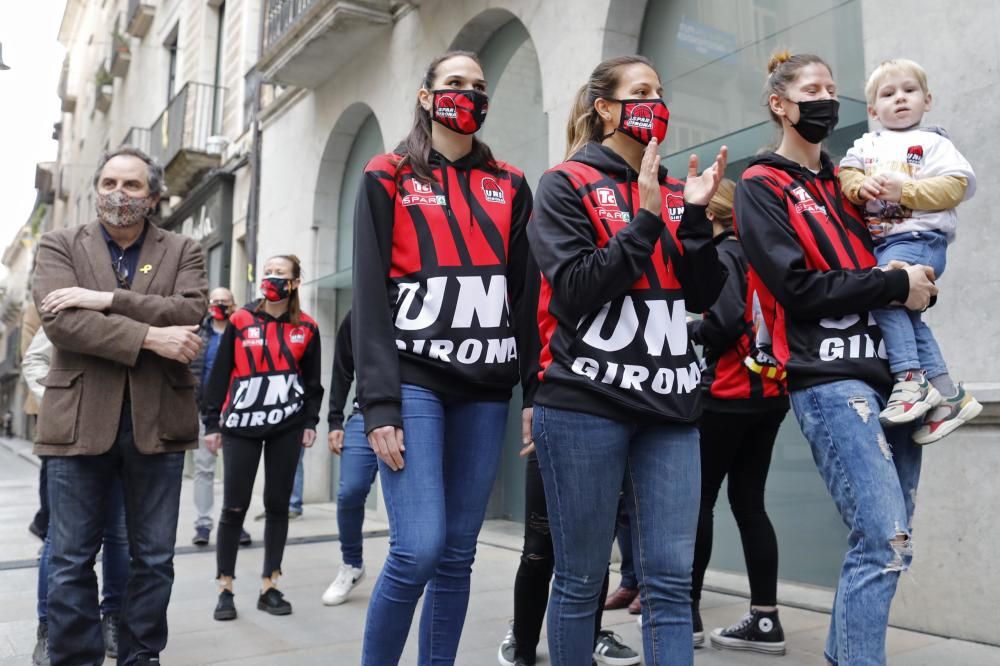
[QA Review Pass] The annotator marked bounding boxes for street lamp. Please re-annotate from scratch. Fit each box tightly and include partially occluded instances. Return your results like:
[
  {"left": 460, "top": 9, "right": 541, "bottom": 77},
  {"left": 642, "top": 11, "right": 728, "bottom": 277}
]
[{"left": 0, "top": 43, "right": 9, "bottom": 71}]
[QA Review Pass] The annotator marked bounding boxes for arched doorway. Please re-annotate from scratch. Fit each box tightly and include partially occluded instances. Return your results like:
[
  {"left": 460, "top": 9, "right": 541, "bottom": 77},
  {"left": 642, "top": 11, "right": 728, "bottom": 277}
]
[
  {"left": 637, "top": 0, "right": 867, "bottom": 589},
  {"left": 451, "top": 11, "right": 547, "bottom": 521},
  {"left": 310, "top": 104, "right": 385, "bottom": 500}
]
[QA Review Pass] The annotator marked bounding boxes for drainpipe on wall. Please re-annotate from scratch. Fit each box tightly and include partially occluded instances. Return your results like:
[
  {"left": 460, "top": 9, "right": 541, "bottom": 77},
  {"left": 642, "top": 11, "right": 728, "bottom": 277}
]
[{"left": 244, "top": 3, "right": 267, "bottom": 298}]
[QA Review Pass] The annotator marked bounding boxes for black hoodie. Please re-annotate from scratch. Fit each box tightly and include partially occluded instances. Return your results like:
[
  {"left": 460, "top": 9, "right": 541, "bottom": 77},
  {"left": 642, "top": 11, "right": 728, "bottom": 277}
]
[
  {"left": 735, "top": 152, "right": 910, "bottom": 391},
  {"left": 527, "top": 142, "right": 726, "bottom": 424},
  {"left": 688, "top": 230, "right": 788, "bottom": 412},
  {"left": 352, "top": 150, "right": 535, "bottom": 433}
]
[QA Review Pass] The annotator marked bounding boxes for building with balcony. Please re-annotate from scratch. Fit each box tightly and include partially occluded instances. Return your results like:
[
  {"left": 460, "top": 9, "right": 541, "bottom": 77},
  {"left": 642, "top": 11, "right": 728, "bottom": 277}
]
[
  {"left": 54, "top": 0, "right": 263, "bottom": 304},
  {"left": 251, "top": 0, "right": 1000, "bottom": 646}
]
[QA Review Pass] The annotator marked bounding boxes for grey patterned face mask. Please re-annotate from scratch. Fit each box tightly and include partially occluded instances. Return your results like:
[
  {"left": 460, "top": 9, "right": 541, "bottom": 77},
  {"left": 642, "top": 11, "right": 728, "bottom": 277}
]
[{"left": 97, "top": 190, "right": 150, "bottom": 227}]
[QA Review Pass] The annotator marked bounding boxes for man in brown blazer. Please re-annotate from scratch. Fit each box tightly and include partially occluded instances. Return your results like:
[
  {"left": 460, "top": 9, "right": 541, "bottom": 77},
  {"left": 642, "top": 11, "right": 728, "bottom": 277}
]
[{"left": 32, "top": 147, "right": 207, "bottom": 666}]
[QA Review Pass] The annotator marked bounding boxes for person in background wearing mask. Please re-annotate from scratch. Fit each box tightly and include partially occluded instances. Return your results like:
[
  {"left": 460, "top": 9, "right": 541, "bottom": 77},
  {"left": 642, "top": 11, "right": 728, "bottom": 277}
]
[
  {"left": 527, "top": 55, "right": 727, "bottom": 665},
  {"left": 735, "top": 51, "right": 938, "bottom": 665},
  {"left": 352, "top": 50, "right": 535, "bottom": 665},
  {"left": 32, "top": 146, "right": 207, "bottom": 666},
  {"left": 687, "top": 179, "right": 790, "bottom": 654},
  {"left": 190, "top": 287, "right": 251, "bottom": 548},
  {"left": 203, "top": 254, "right": 324, "bottom": 622},
  {"left": 24, "top": 327, "right": 130, "bottom": 665}
]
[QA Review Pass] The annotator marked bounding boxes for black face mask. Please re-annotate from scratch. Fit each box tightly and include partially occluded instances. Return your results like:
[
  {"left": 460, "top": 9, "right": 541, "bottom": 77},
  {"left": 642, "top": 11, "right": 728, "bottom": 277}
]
[{"left": 790, "top": 98, "right": 840, "bottom": 144}]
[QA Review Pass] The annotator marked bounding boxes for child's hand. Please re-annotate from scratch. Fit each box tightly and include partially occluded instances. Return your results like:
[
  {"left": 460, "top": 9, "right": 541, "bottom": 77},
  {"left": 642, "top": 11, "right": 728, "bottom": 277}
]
[
  {"left": 858, "top": 175, "right": 883, "bottom": 201},
  {"left": 876, "top": 172, "right": 905, "bottom": 203}
]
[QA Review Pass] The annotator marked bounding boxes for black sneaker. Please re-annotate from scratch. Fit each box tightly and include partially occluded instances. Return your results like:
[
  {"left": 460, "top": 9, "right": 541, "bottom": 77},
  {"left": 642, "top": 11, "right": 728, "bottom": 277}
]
[
  {"left": 593, "top": 630, "right": 640, "bottom": 665},
  {"left": 709, "top": 608, "right": 785, "bottom": 655},
  {"left": 239, "top": 529, "right": 252, "bottom": 546},
  {"left": 32, "top": 622, "right": 49, "bottom": 666},
  {"left": 214, "top": 589, "right": 238, "bottom": 621},
  {"left": 102, "top": 613, "right": 120, "bottom": 658},
  {"left": 693, "top": 602, "right": 704, "bottom": 647},
  {"left": 192, "top": 526, "right": 210, "bottom": 546},
  {"left": 257, "top": 587, "right": 292, "bottom": 615}
]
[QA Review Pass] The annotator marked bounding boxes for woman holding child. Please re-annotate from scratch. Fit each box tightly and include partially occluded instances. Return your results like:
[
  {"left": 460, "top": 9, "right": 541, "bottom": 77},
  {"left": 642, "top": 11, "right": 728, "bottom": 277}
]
[{"left": 734, "top": 51, "right": 940, "bottom": 665}]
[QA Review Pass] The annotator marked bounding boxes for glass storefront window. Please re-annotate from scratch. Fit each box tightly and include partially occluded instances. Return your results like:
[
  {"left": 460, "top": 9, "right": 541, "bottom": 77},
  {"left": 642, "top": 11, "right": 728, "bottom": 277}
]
[{"left": 640, "top": 0, "right": 867, "bottom": 588}]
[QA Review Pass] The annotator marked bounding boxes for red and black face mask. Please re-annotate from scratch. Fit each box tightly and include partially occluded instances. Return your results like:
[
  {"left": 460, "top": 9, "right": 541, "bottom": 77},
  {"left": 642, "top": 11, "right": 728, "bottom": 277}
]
[
  {"left": 431, "top": 89, "right": 489, "bottom": 135},
  {"left": 260, "top": 277, "right": 291, "bottom": 302},
  {"left": 606, "top": 98, "right": 670, "bottom": 146},
  {"left": 208, "top": 304, "right": 230, "bottom": 321}
]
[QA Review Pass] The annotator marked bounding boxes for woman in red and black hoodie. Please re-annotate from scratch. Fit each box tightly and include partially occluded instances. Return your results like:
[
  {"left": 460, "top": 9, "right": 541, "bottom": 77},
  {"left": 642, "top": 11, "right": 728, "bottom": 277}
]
[
  {"left": 735, "top": 52, "right": 937, "bottom": 666},
  {"left": 687, "top": 179, "right": 789, "bottom": 654},
  {"left": 527, "top": 55, "right": 727, "bottom": 665},
  {"left": 202, "top": 254, "right": 324, "bottom": 622},
  {"left": 351, "top": 51, "right": 534, "bottom": 665}
]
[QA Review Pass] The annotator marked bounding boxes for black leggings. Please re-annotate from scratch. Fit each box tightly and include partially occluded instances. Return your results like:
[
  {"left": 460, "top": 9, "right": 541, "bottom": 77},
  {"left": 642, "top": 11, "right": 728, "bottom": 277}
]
[
  {"left": 513, "top": 453, "right": 608, "bottom": 662},
  {"left": 692, "top": 408, "right": 787, "bottom": 607},
  {"left": 216, "top": 427, "right": 303, "bottom": 579}
]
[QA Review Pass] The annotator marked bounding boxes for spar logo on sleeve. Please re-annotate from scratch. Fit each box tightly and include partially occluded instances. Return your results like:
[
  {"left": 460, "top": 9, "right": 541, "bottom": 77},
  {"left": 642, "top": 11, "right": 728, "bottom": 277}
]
[
  {"left": 594, "top": 187, "right": 630, "bottom": 222},
  {"left": 403, "top": 178, "right": 447, "bottom": 207},
  {"left": 481, "top": 176, "right": 505, "bottom": 204}
]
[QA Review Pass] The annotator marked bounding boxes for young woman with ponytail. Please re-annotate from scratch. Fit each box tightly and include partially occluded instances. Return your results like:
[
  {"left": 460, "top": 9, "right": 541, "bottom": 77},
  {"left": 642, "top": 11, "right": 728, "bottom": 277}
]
[
  {"left": 526, "top": 55, "right": 728, "bottom": 665},
  {"left": 203, "top": 254, "right": 324, "bottom": 621},
  {"left": 351, "top": 51, "right": 535, "bottom": 665}
]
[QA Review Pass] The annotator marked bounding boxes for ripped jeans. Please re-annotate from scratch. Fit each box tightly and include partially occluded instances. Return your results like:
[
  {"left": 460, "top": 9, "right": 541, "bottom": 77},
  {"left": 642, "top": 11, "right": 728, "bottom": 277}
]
[{"left": 791, "top": 380, "right": 921, "bottom": 666}]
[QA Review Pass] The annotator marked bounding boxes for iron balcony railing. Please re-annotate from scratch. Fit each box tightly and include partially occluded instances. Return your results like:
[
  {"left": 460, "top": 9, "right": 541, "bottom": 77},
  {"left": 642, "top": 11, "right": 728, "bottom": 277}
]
[
  {"left": 148, "top": 82, "right": 224, "bottom": 170},
  {"left": 263, "top": 0, "right": 317, "bottom": 52},
  {"left": 122, "top": 126, "right": 151, "bottom": 154}
]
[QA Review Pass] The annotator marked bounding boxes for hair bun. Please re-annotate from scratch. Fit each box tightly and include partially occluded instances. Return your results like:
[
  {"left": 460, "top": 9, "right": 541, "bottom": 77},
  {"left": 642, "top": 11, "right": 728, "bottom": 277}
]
[{"left": 768, "top": 49, "right": 792, "bottom": 74}]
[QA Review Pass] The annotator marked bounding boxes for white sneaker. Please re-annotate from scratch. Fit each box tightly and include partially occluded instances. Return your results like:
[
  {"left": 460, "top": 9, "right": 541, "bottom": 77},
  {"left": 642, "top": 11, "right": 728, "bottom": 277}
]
[{"left": 321, "top": 563, "right": 365, "bottom": 606}]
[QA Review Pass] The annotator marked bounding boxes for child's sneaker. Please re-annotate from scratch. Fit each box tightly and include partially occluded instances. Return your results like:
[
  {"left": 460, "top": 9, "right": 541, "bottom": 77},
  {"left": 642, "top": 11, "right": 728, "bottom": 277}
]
[
  {"left": 879, "top": 372, "right": 941, "bottom": 425},
  {"left": 913, "top": 384, "right": 982, "bottom": 445},
  {"left": 709, "top": 608, "right": 785, "bottom": 655}
]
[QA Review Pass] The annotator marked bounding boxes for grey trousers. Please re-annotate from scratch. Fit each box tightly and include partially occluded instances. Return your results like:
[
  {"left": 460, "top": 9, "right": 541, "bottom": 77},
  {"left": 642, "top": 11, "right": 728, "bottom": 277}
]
[{"left": 193, "top": 425, "right": 217, "bottom": 530}]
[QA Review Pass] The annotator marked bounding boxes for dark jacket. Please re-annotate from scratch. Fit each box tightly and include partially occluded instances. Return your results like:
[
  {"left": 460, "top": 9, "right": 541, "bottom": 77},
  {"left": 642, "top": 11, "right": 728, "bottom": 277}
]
[
  {"left": 735, "top": 152, "right": 910, "bottom": 391},
  {"left": 689, "top": 230, "right": 788, "bottom": 412},
  {"left": 328, "top": 310, "right": 358, "bottom": 431},
  {"left": 203, "top": 306, "right": 324, "bottom": 437},
  {"left": 351, "top": 150, "right": 535, "bottom": 433},
  {"left": 527, "top": 142, "right": 726, "bottom": 424}
]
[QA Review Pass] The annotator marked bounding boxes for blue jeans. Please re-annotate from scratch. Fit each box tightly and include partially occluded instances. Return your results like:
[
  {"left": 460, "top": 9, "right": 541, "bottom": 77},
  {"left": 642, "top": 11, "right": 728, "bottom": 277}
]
[
  {"left": 615, "top": 502, "right": 637, "bottom": 589},
  {"left": 873, "top": 230, "right": 948, "bottom": 377},
  {"left": 337, "top": 413, "right": 378, "bottom": 568},
  {"left": 533, "top": 405, "right": 700, "bottom": 666},
  {"left": 46, "top": 403, "right": 185, "bottom": 666},
  {"left": 362, "top": 384, "right": 508, "bottom": 666},
  {"left": 289, "top": 448, "right": 305, "bottom": 512},
  {"left": 791, "top": 380, "right": 921, "bottom": 666},
  {"left": 38, "top": 474, "right": 129, "bottom": 623}
]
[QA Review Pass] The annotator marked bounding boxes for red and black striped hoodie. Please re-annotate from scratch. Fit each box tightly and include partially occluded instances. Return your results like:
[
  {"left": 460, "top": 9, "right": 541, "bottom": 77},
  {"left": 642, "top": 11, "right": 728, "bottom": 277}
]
[
  {"left": 203, "top": 306, "right": 324, "bottom": 437},
  {"left": 527, "top": 143, "right": 726, "bottom": 424},
  {"left": 352, "top": 149, "right": 535, "bottom": 433},
  {"left": 735, "top": 152, "right": 910, "bottom": 392},
  {"left": 688, "top": 230, "right": 788, "bottom": 412}
]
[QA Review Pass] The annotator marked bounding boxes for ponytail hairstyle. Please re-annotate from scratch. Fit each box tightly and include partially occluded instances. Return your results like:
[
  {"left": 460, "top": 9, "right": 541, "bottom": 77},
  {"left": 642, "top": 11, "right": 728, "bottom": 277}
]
[
  {"left": 706, "top": 178, "right": 736, "bottom": 228},
  {"left": 257, "top": 254, "right": 303, "bottom": 326},
  {"left": 397, "top": 50, "right": 499, "bottom": 183},
  {"left": 764, "top": 49, "right": 832, "bottom": 125},
  {"left": 565, "top": 55, "right": 657, "bottom": 159}
]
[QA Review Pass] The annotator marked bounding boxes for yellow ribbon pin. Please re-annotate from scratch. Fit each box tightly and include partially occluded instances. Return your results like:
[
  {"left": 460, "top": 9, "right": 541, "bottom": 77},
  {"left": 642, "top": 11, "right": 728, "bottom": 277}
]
[{"left": 140, "top": 264, "right": 152, "bottom": 274}]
